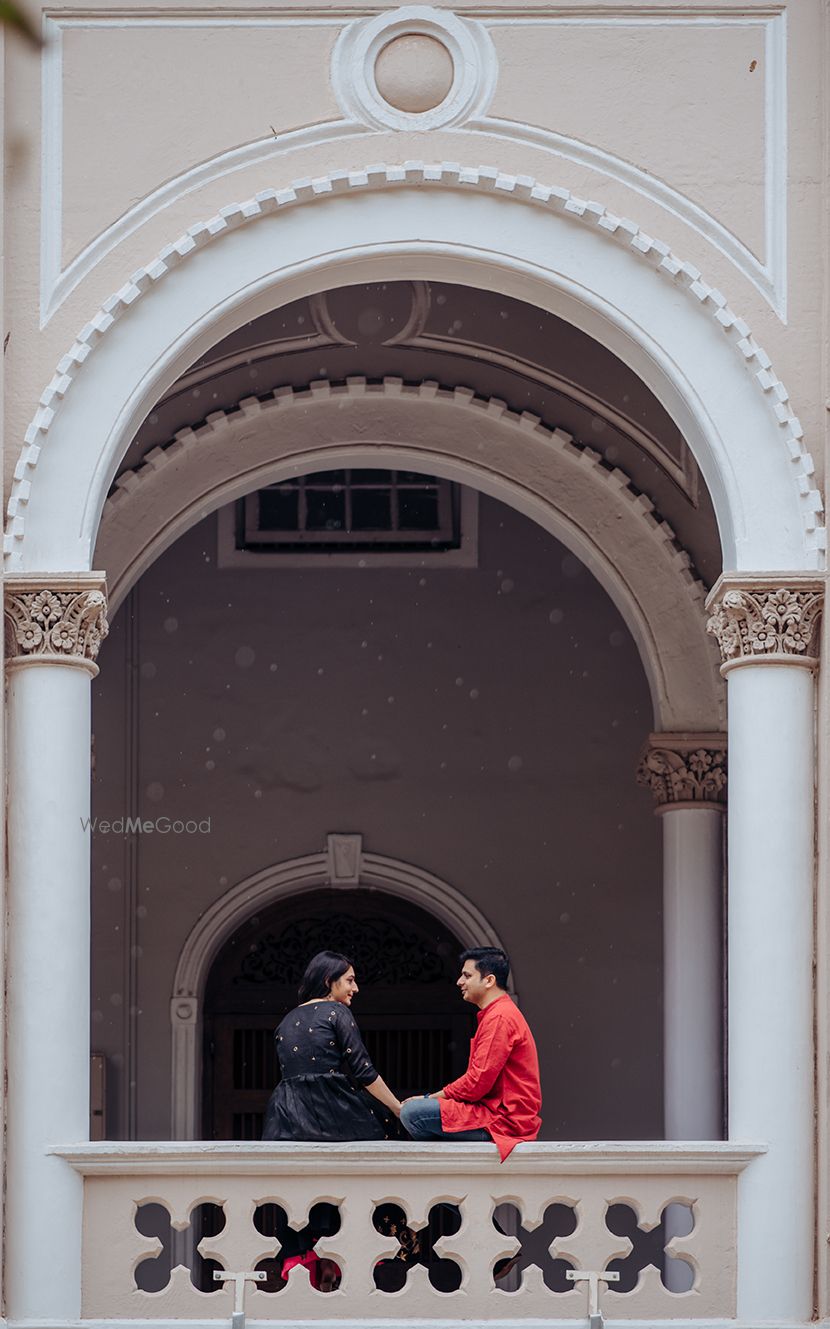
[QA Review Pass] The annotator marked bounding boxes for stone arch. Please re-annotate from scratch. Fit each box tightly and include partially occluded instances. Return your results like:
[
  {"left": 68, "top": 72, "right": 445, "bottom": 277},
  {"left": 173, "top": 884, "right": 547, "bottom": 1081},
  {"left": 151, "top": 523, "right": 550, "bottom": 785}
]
[
  {"left": 169, "top": 848, "right": 513, "bottom": 1138},
  {"left": 98, "top": 377, "right": 723, "bottom": 731},
  {"left": 6, "top": 163, "right": 823, "bottom": 575}
]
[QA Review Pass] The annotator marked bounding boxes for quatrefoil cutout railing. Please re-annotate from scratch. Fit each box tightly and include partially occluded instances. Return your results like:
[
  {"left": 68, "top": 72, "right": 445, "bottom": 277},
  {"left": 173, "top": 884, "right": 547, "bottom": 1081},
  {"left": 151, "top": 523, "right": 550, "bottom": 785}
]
[
  {"left": 606, "top": 1200, "right": 695, "bottom": 1293},
  {"left": 372, "top": 1201, "right": 462, "bottom": 1292},
  {"left": 253, "top": 1200, "right": 343, "bottom": 1292},
  {"left": 131, "top": 1192, "right": 696, "bottom": 1298},
  {"left": 492, "top": 1200, "right": 577, "bottom": 1291},
  {"left": 134, "top": 1201, "right": 225, "bottom": 1293}
]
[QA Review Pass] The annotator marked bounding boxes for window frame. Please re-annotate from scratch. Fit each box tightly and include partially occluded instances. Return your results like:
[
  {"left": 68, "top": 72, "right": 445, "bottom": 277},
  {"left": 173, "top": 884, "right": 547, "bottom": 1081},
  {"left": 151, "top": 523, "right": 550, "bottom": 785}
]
[{"left": 216, "top": 480, "right": 479, "bottom": 569}]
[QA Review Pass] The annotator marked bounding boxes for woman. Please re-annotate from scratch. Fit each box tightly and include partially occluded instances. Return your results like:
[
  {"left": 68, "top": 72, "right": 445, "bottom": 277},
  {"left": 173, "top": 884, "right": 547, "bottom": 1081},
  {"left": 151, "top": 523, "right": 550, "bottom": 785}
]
[
  {"left": 262, "top": 950, "right": 402, "bottom": 1142},
  {"left": 261, "top": 951, "right": 401, "bottom": 1292}
]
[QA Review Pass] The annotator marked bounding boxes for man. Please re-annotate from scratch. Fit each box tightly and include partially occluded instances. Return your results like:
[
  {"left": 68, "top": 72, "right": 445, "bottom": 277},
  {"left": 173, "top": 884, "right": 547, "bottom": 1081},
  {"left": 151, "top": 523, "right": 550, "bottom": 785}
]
[{"left": 400, "top": 947, "right": 541, "bottom": 1160}]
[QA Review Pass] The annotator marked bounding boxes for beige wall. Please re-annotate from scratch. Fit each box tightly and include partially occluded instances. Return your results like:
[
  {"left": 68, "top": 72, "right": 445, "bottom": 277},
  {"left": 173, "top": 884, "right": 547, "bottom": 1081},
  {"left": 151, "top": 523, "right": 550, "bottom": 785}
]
[
  {"left": 3, "top": 1, "right": 827, "bottom": 494},
  {"left": 90, "top": 494, "right": 662, "bottom": 1141}
]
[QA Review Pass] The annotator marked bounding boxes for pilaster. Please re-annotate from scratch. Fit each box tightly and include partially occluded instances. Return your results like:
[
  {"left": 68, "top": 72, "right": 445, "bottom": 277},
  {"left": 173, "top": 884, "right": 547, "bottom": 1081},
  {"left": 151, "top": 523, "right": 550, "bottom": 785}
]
[{"left": 638, "top": 733, "right": 726, "bottom": 1146}]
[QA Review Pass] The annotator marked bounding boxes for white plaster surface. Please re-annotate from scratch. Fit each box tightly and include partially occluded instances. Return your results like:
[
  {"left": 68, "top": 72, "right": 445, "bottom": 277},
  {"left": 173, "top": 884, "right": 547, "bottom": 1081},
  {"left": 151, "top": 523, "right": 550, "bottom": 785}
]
[
  {"left": 6, "top": 661, "right": 93, "bottom": 1320},
  {"left": 726, "top": 662, "right": 815, "bottom": 1321}
]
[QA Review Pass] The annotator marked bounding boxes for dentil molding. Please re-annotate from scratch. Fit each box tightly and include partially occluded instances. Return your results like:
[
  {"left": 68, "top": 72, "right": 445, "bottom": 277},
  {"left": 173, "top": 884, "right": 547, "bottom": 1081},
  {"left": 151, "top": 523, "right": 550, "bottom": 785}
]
[
  {"left": 6, "top": 163, "right": 823, "bottom": 567},
  {"left": 4, "top": 574, "right": 109, "bottom": 673},
  {"left": 706, "top": 576, "right": 824, "bottom": 674},
  {"left": 103, "top": 376, "right": 705, "bottom": 608},
  {"left": 637, "top": 733, "right": 727, "bottom": 812}
]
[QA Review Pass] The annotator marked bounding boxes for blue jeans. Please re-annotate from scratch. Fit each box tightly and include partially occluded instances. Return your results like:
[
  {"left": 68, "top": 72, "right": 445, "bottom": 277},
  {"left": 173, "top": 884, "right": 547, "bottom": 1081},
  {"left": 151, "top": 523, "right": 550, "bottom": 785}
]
[{"left": 400, "top": 1095, "right": 491, "bottom": 1141}]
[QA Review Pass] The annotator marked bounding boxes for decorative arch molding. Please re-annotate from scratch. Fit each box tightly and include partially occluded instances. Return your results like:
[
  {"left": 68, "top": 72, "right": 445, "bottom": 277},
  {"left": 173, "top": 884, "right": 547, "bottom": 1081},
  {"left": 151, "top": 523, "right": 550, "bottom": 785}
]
[
  {"left": 42, "top": 121, "right": 783, "bottom": 323},
  {"left": 7, "top": 162, "right": 822, "bottom": 573},
  {"left": 149, "top": 302, "right": 699, "bottom": 500},
  {"left": 169, "top": 847, "right": 513, "bottom": 1139},
  {"left": 97, "top": 376, "right": 722, "bottom": 731}
]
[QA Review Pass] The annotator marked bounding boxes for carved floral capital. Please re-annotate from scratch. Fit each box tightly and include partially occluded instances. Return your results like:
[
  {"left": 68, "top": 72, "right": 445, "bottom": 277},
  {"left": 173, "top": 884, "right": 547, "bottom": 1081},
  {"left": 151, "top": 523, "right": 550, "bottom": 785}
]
[
  {"left": 4, "top": 575, "right": 108, "bottom": 671},
  {"left": 637, "top": 733, "right": 727, "bottom": 810},
  {"left": 706, "top": 577, "right": 823, "bottom": 672}
]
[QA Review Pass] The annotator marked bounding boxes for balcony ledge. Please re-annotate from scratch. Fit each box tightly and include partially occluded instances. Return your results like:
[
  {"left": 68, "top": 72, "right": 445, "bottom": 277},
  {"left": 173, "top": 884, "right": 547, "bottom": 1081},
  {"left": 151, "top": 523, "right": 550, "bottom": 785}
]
[{"left": 53, "top": 1138, "right": 766, "bottom": 1177}]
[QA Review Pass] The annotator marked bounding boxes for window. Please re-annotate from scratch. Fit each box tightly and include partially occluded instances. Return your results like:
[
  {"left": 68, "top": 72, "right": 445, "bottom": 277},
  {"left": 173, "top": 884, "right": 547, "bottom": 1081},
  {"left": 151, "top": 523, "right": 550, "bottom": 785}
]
[{"left": 217, "top": 470, "right": 478, "bottom": 568}]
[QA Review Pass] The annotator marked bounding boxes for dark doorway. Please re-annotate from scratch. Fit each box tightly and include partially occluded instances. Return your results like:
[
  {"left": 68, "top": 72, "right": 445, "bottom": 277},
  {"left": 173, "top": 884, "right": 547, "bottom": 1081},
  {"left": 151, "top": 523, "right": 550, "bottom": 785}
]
[{"left": 203, "top": 889, "right": 473, "bottom": 1139}]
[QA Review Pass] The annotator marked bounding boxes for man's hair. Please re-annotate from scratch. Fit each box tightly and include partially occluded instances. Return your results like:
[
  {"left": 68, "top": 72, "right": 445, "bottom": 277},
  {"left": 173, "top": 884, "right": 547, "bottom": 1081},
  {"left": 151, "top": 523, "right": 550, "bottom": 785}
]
[{"left": 460, "top": 947, "right": 510, "bottom": 990}]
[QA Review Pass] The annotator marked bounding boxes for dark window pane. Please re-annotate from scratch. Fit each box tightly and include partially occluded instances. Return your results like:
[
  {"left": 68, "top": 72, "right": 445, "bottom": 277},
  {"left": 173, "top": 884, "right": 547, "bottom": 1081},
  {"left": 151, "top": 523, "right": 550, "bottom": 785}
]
[
  {"left": 398, "top": 490, "right": 439, "bottom": 530},
  {"left": 306, "top": 489, "right": 345, "bottom": 531},
  {"left": 308, "top": 470, "right": 347, "bottom": 485},
  {"left": 258, "top": 487, "right": 299, "bottom": 530},
  {"left": 352, "top": 489, "right": 392, "bottom": 530},
  {"left": 351, "top": 469, "right": 393, "bottom": 485},
  {"left": 397, "top": 471, "right": 433, "bottom": 483}
]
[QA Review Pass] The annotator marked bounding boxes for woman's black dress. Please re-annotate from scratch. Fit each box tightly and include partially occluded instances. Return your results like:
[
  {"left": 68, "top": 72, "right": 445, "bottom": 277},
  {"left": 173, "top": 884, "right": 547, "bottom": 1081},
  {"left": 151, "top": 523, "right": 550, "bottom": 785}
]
[{"left": 262, "top": 1000, "right": 396, "bottom": 1141}]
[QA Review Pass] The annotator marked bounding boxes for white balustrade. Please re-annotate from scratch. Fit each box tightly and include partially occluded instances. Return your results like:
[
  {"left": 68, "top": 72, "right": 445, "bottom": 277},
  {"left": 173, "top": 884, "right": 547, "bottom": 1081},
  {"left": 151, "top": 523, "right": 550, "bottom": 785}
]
[{"left": 56, "top": 1140, "right": 761, "bottom": 1323}]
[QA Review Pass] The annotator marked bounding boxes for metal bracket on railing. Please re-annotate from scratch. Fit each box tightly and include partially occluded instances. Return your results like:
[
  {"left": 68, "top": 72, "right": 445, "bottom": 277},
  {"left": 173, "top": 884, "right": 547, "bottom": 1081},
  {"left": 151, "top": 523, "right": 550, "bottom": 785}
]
[
  {"left": 565, "top": 1268, "right": 620, "bottom": 1328},
  {"left": 214, "top": 1269, "right": 267, "bottom": 1329}
]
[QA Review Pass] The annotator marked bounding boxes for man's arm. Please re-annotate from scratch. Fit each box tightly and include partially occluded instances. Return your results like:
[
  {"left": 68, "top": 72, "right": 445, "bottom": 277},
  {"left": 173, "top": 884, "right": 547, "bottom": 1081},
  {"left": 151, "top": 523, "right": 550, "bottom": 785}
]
[{"left": 441, "top": 1019, "right": 515, "bottom": 1103}]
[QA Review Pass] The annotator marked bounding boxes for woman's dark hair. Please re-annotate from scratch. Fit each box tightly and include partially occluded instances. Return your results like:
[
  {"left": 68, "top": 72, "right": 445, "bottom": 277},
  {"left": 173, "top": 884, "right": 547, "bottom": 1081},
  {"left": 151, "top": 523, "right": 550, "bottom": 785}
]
[
  {"left": 298, "top": 950, "right": 354, "bottom": 1003},
  {"left": 460, "top": 946, "right": 510, "bottom": 991}
]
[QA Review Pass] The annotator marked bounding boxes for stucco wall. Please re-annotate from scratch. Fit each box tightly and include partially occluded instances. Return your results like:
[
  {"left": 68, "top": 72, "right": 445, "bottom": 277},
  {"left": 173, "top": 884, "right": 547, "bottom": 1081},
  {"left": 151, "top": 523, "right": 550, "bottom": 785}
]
[
  {"left": 90, "top": 492, "right": 662, "bottom": 1141},
  {"left": 4, "top": 1, "right": 826, "bottom": 502}
]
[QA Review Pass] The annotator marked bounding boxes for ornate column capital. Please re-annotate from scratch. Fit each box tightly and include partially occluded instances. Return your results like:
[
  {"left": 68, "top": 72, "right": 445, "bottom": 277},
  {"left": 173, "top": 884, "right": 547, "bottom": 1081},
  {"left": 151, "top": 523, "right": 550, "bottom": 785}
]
[
  {"left": 705, "top": 575, "right": 823, "bottom": 675},
  {"left": 637, "top": 732, "right": 727, "bottom": 812},
  {"left": 4, "top": 574, "right": 109, "bottom": 675}
]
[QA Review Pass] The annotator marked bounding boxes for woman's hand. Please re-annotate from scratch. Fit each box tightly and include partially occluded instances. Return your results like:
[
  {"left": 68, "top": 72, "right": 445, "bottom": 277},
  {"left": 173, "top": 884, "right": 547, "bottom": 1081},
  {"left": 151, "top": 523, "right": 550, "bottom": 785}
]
[{"left": 366, "top": 1073, "right": 403, "bottom": 1117}]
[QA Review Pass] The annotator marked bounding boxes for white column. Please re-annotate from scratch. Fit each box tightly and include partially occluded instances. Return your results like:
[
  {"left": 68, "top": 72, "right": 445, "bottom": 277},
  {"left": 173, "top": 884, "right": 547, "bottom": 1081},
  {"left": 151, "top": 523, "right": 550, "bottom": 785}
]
[
  {"left": 4, "top": 577, "right": 108, "bottom": 1322},
  {"left": 662, "top": 807, "right": 724, "bottom": 1139},
  {"left": 708, "top": 577, "right": 822, "bottom": 1323},
  {"left": 638, "top": 735, "right": 726, "bottom": 1141}
]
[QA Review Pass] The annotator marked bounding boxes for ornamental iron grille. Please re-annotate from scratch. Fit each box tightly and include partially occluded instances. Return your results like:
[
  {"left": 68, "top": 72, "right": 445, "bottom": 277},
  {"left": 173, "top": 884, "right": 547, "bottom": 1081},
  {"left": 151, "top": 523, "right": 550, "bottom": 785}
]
[{"left": 233, "top": 913, "right": 450, "bottom": 986}]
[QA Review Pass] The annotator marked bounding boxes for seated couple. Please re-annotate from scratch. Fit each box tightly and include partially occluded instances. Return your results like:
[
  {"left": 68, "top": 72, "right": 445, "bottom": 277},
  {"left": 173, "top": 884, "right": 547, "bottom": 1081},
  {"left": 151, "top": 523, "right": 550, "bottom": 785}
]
[{"left": 262, "top": 945, "right": 542, "bottom": 1160}]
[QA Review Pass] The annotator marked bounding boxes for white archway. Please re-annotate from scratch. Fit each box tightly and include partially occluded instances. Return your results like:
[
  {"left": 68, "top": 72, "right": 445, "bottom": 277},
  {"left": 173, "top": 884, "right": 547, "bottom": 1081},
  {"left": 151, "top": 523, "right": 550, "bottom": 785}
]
[
  {"left": 3, "top": 163, "right": 822, "bottom": 1323},
  {"left": 169, "top": 848, "right": 513, "bottom": 1139},
  {"left": 6, "top": 163, "right": 823, "bottom": 575}
]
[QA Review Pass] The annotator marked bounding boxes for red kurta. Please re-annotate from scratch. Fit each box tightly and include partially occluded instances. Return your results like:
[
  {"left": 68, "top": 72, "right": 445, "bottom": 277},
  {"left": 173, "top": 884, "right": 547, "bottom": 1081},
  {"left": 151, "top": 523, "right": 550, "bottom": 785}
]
[{"left": 439, "top": 994, "right": 542, "bottom": 1160}]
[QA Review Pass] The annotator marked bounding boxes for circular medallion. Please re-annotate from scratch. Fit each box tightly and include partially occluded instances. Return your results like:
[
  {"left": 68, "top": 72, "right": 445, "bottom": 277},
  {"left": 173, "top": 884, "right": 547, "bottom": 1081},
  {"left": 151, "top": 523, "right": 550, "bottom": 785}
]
[
  {"left": 331, "top": 6, "right": 498, "bottom": 131},
  {"left": 374, "top": 34, "right": 454, "bottom": 113}
]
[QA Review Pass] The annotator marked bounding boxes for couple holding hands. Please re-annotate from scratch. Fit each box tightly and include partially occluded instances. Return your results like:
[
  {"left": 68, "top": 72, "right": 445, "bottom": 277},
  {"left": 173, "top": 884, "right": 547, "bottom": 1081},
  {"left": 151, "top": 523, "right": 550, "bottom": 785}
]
[{"left": 263, "top": 945, "right": 542, "bottom": 1160}]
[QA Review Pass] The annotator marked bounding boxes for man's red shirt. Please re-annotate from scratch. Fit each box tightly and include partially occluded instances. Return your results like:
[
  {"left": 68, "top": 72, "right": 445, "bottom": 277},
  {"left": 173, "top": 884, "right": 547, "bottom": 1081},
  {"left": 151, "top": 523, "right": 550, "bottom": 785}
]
[{"left": 439, "top": 993, "right": 542, "bottom": 1160}]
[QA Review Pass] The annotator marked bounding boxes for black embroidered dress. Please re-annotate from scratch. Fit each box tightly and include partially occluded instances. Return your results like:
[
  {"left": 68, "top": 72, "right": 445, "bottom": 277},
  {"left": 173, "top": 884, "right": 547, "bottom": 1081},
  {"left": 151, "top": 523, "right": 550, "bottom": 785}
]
[{"left": 262, "top": 1000, "right": 395, "bottom": 1141}]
